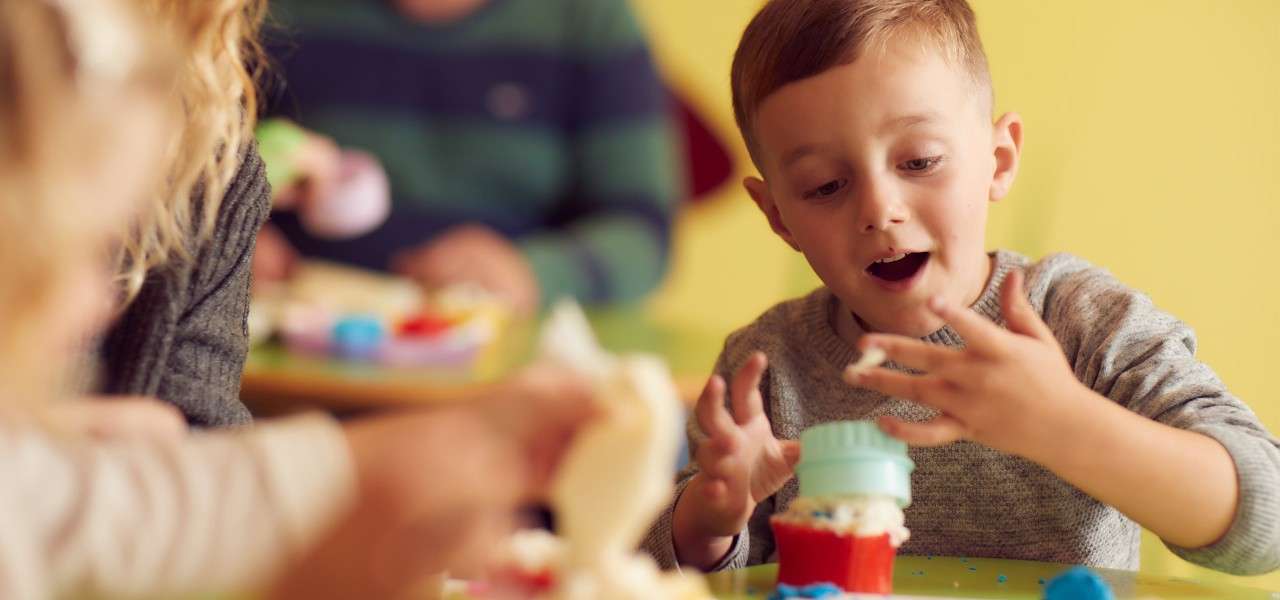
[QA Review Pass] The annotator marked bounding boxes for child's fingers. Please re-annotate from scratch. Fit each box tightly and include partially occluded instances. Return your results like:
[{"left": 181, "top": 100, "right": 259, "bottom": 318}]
[
  {"left": 926, "top": 295, "right": 1005, "bottom": 355},
  {"left": 846, "top": 367, "right": 956, "bottom": 414},
  {"left": 729, "top": 352, "right": 768, "bottom": 425},
  {"left": 855, "top": 335, "right": 958, "bottom": 374},
  {"left": 999, "top": 270, "right": 1055, "bottom": 342},
  {"left": 694, "top": 375, "right": 736, "bottom": 439},
  {"left": 878, "top": 414, "right": 967, "bottom": 447}
]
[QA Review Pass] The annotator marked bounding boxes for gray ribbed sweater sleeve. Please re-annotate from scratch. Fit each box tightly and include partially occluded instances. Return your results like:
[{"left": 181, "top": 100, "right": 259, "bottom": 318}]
[
  {"left": 1029, "top": 253, "right": 1280, "bottom": 575},
  {"left": 98, "top": 146, "right": 270, "bottom": 427}
]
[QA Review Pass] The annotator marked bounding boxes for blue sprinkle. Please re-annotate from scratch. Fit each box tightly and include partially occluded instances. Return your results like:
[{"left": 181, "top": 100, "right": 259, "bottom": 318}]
[
  {"left": 926, "top": 555, "right": 933, "bottom": 560},
  {"left": 968, "top": 566, "right": 977, "bottom": 572},
  {"left": 960, "top": 557, "right": 969, "bottom": 563},
  {"left": 802, "top": 583, "right": 843, "bottom": 598},
  {"left": 767, "top": 582, "right": 843, "bottom": 599},
  {"left": 1039, "top": 578, "right": 1046, "bottom": 585},
  {"left": 997, "top": 574, "right": 1008, "bottom": 583}
]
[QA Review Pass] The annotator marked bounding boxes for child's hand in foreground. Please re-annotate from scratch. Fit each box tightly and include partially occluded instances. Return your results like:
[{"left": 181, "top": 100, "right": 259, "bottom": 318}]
[
  {"left": 845, "top": 270, "right": 1092, "bottom": 462},
  {"left": 674, "top": 353, "right": 799, "bottom": 565},
  {"left": 271, "top": 366, "right": 595, "bottom": 599}
]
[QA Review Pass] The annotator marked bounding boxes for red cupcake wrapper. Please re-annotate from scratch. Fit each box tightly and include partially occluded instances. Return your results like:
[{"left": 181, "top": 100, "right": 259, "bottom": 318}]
[{"left": 770, "top": 518, "right": 896, "bottom": 594}]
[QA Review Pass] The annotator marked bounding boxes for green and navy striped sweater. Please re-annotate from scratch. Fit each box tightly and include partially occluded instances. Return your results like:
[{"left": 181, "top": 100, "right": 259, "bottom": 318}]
[{"left": 263, "top": 0, "right": 681, "bottom": 305}]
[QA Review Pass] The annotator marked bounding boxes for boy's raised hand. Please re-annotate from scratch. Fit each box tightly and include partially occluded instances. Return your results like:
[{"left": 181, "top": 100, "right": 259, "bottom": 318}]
[
  {"left": 845, "top": 270, "right": 1088, "bottom": 462},
  {"left": 687, "top": 352, "right": 799, "bottom": 538}
]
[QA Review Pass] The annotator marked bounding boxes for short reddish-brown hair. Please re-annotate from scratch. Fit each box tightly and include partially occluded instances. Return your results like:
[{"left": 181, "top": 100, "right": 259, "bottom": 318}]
[{"left": 731, "top": 0, "right": 992, "bottom": 164}]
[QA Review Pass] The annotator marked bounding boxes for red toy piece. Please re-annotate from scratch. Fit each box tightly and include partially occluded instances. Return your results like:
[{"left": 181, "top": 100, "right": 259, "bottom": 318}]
[
  {"left": 397, "top": 313, "right": 454, "bottom": 337},
  {"left": 771, "top": 522, "right": 896, "bottom": 594}
]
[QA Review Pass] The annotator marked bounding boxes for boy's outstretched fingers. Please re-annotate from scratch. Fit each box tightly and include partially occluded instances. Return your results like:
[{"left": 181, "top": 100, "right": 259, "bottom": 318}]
[
  {"left": 999, "top": 270, "right": 1055, "bottom": 341},
  {"left": 729, "top": 352, "right": 768, "bottom": 425},
  {"left": 926, "top": 295, "right": 1004, "bottom": 354},
  {"left": 854, "top": 335, "right": 957, "bottom": 374},
  {"left": 878, "top": 414, "right": 967, "bottom": 447},
  {"left": 695, "top": 375, "right": 736, "bottom": 440},
  {"left": 850, "top": 367, "right": 957, "bottom": 415}
]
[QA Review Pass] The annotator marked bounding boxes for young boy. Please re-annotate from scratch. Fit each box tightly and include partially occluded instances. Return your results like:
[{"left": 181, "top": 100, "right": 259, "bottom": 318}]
[{"left": 643, "top": 0, "right": 1280, "bottom": 576}]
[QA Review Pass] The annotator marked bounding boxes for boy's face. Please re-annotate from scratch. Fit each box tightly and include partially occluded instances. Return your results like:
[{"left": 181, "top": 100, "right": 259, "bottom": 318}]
[{"left": 745, "top": 38, "right": 1022, "bottom": 338}]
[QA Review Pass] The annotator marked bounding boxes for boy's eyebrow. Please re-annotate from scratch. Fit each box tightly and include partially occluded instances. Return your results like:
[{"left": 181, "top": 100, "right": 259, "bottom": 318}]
[
  {"left": 781, "top": 144, "right": 823, "bottom": 168},
  {"left": 881, "top": 111, "right": 943, "bottom": 133},
  {"left": 780, "top": 112, "right": 946, "bottom": 167}
]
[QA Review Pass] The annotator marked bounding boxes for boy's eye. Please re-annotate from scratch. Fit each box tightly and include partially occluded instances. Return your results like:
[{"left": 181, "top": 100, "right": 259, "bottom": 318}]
[
  {"left": 804, "top": 178, "right": 847, "bottom": 199},
  {"left": 900, "top": 156, "right": 944, "bottom": 173}
]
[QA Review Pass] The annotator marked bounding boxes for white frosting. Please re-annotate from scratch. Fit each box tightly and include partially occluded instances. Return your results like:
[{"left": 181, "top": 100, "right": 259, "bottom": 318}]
[
  {"left": 842, "top": 347, "right": 887, "bottom": 383},
  {"left": 774, "top": 495, "right": 910, "bottom": 547},
  {"left": 502, "top": 529, "right": 565, "bottom": 574}
]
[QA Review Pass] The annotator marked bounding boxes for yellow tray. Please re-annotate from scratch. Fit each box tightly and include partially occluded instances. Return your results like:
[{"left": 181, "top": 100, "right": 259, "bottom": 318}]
[{"left": 704, "top": 556, "right": 1277, "bottom": 599}]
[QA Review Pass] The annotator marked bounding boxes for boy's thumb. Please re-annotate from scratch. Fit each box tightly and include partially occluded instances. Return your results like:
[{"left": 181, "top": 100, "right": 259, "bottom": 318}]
[{"left": 780, "top": 440, "right": 801, "bottom": 469}]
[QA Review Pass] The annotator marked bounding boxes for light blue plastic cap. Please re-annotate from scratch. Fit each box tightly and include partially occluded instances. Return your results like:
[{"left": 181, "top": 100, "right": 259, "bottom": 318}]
[{"left": 795, "top": 421, "right": 914, "bottom": 507}]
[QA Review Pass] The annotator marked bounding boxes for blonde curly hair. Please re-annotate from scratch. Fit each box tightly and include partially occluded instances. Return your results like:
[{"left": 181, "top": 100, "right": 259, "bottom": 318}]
[
  {"left": 117, "top": 0, "right": 266, "bottom": 300},
  {"left": 0, "top": 0, "right": 175, "bottom": 404}
]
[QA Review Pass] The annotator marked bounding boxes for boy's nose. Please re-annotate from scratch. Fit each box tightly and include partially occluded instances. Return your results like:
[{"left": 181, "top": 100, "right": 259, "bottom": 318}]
[{"left": 856, "top": 181, "right": 909, "bottom": 233}]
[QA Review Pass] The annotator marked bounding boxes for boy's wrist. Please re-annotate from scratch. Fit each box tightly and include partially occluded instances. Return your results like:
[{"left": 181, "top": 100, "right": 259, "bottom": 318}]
[
  {"left": 672, "top": 473, "right": 744, "bottom": 567},
  {"left": 683, "top": 473, "right": 749, "bottom": 535},
  {"left": 1025, "top": 384, "right": 1131, "bottom": 477}
]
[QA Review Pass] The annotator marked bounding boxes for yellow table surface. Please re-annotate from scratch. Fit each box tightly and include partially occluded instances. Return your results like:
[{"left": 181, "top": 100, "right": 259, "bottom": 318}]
[
  {"left": 702, "top": 557, "right": 1277, "bottom": 599},
  {"left": 241, "top": 305, "right": 723, "bottom": 415}
]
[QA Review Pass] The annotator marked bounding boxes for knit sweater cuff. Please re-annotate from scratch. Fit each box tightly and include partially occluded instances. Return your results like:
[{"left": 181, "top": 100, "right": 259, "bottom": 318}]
[
  {"left": 642, "top": 476, "right": 748, "bottom": 573},
  {"left": 1165, "top": 423, "right": 1280, "bottom": 575}
]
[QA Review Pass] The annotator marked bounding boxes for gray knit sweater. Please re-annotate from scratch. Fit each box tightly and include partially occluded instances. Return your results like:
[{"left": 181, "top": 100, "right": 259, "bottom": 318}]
[
  {"left": 643, "top": 250, "right": 1280, "bottom": 575},
  {"left": 96, "top": 147, "right": 270, "bottom": 427}
]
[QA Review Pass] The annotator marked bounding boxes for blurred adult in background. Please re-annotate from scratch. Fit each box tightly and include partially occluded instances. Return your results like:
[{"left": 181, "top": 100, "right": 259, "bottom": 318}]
[{"left": 254, "top": 0, "right": 683, "bottom": 315}]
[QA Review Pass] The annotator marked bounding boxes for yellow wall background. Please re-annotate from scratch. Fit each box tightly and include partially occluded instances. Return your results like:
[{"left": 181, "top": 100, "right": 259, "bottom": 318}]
[{"left": 633, "top": 0, "right": 1280, "bottom": 591}]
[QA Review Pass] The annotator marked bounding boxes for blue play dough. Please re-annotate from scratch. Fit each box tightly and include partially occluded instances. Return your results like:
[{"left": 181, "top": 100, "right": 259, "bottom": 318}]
[
  {"left": 1044, "top": 566, "right": 1114, "bottom": 600},
  {"left": 768, "top": 582, "right": 844, "bottom": 599},
  {"left": 332, "top": 315, "right": 385, "bottom": 358}
]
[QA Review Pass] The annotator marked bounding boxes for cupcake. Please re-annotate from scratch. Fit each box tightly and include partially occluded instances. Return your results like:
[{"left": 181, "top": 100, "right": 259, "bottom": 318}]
[{"left": 770, "top": 421, "right": 914, "bottom": 595}]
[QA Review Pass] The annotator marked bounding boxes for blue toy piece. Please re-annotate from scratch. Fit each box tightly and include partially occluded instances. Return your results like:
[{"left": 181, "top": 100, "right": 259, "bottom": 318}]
[
  {"left": 1044, "top": 566, "right": 1114, "bottom": 600},
  {"left": 767, "top": 582, "right": 844, "bottom": 600},
  {"left": 331, "top": 315, "right": 386, "bottom": 359}
]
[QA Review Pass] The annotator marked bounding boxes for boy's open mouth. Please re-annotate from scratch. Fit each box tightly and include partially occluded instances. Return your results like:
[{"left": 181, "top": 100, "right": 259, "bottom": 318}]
[{"left": 866, "top": 252, "right": 929, "bottom": 282}]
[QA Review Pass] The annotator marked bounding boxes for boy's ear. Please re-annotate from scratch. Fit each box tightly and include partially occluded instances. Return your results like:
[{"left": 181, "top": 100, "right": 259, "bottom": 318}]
[
  {"left": 990, "top": 112, "right": 1023, "bottom": 202},
  {"left": 744, "top": 176, "right": 800, "bottom": 251}
]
